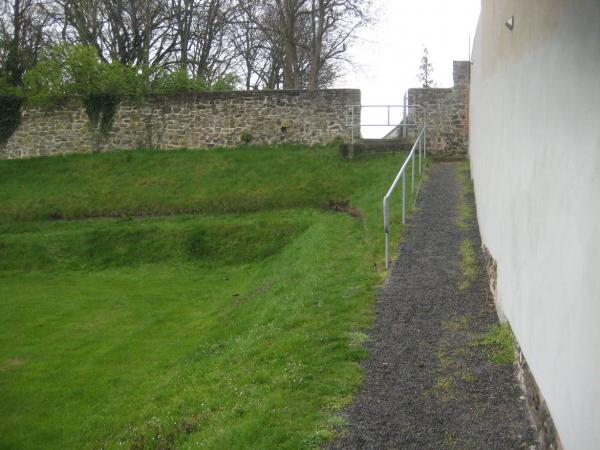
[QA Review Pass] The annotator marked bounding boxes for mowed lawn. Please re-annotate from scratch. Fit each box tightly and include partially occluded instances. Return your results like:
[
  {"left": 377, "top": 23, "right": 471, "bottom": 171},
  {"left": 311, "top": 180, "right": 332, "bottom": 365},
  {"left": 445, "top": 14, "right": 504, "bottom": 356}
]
[{"left": 0, "top": 145, "right": 424, "bottom": 449}]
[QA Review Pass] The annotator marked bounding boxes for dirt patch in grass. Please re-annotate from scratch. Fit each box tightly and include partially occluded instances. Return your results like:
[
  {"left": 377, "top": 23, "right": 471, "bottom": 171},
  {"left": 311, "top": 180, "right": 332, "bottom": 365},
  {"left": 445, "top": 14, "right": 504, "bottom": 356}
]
[
  {"left": 322, "top": 199, "right": 362, "bottom": 218},
  {"left": 232, "top": 281, "right": 273, "bottom": 307},
  {"left": 0, "top": 357, "right": 25, "bottom": 371},
  {"left": 124, "top": 414, "right": 205, "bottom": 450}
]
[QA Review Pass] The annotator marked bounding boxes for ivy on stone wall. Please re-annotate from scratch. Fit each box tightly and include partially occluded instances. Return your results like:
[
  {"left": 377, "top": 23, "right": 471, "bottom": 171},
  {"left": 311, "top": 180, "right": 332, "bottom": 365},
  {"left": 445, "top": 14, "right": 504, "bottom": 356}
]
[
  {"left": 85, "top": 93, "right": 120, "bottom": 136},
  {"left": 0, "top": 94, "right": 23, "bottom": 144}
]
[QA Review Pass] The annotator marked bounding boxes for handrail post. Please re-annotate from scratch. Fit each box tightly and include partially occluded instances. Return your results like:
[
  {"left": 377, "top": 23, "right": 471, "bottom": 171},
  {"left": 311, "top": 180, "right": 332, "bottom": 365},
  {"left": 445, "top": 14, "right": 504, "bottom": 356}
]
[
  {"left": 402, "top": 172, "right": 406, "bottom": 225},
  {"left": 424, "top": 122, "right": 427, "bottom": 161},
  {"left": 418, "top": 136, "right": 422, "bottom": 174},
  {"left": 351, "top": 107, "right": 355, "bottom": 145},
  {"left": 403, "top": 93, "right": 407, "bottom": 138},
  {"left": 421, "top": 135, "right": 423, "bottom": 170},
  {"left": 385, "top": 231, "right": 390, "bottom": 269},
  {"left": 411, "top": 148, "right": 415, "bottom": 194},
  {"left": 383, "top": 197, "right": 390, "bottom": 268}
]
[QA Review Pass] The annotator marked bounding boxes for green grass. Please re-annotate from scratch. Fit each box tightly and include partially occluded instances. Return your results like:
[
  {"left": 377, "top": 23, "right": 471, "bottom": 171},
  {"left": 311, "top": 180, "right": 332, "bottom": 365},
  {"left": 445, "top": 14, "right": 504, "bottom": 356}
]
[
  {"left": 0, "top": 213, "right": 308, "bottom": 271},
  {"left": 0, "top": 144, "right": 426, "bottom": 449},
  {"left": 475, "top": 323, "right": 516, "bottom": 365},
  {"left": 455, "top": 161, "right": 478, "bottom": 291},
  {"left": 458, "top": 238, "right": 477, "bottom": 291},
  {"left": 456, "top": 161, "right": 474, "bottom": 229},
  {"left": 0, "top": 145, "right": 411, "bottom": 224}
]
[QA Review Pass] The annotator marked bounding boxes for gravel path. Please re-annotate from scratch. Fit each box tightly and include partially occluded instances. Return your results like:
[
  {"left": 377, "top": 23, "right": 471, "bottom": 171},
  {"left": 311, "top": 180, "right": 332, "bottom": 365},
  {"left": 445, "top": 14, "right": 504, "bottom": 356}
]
[{"left": 329, "top": 162, "right": 536, "bottom": 449}]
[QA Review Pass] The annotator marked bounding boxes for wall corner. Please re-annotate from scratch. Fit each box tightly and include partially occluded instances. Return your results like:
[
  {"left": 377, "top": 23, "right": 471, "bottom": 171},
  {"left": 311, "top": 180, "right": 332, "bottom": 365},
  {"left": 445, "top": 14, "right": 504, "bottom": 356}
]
[{"left": 453, "top": 60, "right": 471, "bottom": 89}]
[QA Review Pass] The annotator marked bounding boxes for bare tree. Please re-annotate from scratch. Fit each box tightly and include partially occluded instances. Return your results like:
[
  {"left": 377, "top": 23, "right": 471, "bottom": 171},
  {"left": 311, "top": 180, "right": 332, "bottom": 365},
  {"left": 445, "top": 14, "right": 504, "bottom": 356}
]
[
  {"left": 240, "top": 0, "right": 306, "bottom": 89},
  {"left": 186, "top": 0, "right": 237, "bottom": 81},
  {"left": 171, "top": 0, "right": 193, "bottom": 69},
  {"left": 57, "top": 0, "right": 103, "bottom": 52},
  {"left": 306, "top": 0, "right": 370, "bottom": 89},
  {"left": 229, "top": 1, "right": 263, "bottom": 89},
  {"left": 239, "top": 0, "right": 371, "bottom": 90},
  {"left": 0, "top": 0, "right": 373, "bottom": 91},
  {"left": 275, "top": 0, "right": 307, "bottom": 88},
  {"left": 0, "top": 0, "right": 54, "bottom": 85},
  {"left": 99, "top": 0, "right": 176, "bottom": 67},
  {"left": 236, "top": 0, "right": 284, "bottom": 89},
  {"left": 417, "top": 46, "right": 433, "bottom": 88}
]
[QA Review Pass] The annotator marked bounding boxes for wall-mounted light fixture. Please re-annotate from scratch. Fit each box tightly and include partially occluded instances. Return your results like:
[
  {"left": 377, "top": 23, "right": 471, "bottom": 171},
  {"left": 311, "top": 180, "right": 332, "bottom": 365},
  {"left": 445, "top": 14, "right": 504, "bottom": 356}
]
[{"left": 505, "top": 15, "right": 514, "bottom": 31}]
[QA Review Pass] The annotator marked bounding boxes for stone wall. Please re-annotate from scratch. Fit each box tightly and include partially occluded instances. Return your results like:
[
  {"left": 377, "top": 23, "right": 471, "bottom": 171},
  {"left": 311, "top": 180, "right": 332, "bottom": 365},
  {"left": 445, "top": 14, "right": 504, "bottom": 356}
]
[
  {"left": 407, "top": 61, "right": 470, "bottom": 156},
  {"left": 0, "top": 89, "right": 360, "bottom": 159}
]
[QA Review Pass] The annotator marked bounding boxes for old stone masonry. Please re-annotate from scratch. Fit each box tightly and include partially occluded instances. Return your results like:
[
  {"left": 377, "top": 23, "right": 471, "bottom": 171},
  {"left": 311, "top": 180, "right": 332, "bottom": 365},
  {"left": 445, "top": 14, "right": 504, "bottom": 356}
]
[
  {"left": 0, "top": 89, "right": 359, "bottom": 159},
  {"left": 386, "top": 61, "right": 470, "bottom": 156}
]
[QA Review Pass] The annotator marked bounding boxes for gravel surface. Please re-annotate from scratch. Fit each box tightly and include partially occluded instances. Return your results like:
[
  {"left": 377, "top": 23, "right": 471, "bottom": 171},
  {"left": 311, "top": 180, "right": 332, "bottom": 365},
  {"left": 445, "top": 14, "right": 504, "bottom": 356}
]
[{"left": 329, "top": 162, "right": 536, "bottom": 450}]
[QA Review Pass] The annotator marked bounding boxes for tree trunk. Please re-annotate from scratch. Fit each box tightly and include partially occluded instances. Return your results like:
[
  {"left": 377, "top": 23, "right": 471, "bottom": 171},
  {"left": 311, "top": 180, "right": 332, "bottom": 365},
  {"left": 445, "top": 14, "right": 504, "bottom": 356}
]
[{"left": 307, "top": 0, "right": 324, "bottom": 90}]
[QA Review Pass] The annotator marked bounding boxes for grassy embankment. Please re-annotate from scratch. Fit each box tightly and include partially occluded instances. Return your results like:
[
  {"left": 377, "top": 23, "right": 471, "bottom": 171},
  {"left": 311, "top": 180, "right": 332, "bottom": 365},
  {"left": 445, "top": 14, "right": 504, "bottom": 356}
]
[{"left": 0, "top": 145, "right": 425, "bottom": 449}]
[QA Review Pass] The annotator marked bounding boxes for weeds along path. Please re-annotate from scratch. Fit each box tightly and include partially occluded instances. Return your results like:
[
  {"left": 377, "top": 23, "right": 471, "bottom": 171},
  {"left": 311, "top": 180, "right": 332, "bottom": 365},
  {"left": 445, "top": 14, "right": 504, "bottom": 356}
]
[{"left": 329, "top": 162, "right": 536, "bottom": 449}]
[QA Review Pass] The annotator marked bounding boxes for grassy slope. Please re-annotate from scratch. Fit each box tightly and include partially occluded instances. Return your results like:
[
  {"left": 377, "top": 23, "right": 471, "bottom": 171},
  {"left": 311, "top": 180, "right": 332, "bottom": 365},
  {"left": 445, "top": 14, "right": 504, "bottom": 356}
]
[
  {"left": 0, "top": 146, "right": 396, "bottom": 223},
  {"left": 0, "top": 145, "right": 424, "bottom": 449}
]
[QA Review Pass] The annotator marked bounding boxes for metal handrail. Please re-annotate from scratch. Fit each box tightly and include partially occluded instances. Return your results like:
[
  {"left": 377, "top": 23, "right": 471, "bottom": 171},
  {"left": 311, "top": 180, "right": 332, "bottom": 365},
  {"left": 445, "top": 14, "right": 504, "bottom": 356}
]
[
  {"left": 345, "top": 104, "right": 423, "bottom": 108},
  {"left": 344, "top": 102, "right": 424, "bottom": 144},
  {"left": 349, "top": 123, "right": 421, "bottom": 128},
  {"left": 383, "top": 126, "right": 427, "bottom": 269}
]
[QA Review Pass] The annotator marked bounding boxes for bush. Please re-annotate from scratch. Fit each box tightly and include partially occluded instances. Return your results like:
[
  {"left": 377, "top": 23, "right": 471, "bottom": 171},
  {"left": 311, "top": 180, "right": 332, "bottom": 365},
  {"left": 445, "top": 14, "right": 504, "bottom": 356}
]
[
  {"left": 24, "top": 43, "right": 239, "bottom": 104},
  {"left": 0, "top": 93, "right": 23, "bottom": 144},
  {"left": 150, "top": 69, "right": 238, "bottom": 94},
  {"left": 0, "top": 77, "right": 23, "bottom": 96},
  {"left": 23, "top": 44, "right": 140, "bottom": 136},
  {"left": 150, "top": 68, "right": 209, "bottom": 94},
  {"left": 23, "top": 44, "right": 138, "bottom": 105},
  {"left": 240, "top": 132, "right": 253, "bottom": 144},
  {"left": 4, "top": 43, "right": 240, "bottom": 140},
  {"left": 211, "top": 73, "right": 238, "bottom": 91}
]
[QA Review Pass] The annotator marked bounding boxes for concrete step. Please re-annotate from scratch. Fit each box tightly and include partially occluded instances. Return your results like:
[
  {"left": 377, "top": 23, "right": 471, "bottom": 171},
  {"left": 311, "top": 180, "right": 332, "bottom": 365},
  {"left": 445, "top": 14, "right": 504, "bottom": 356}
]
[
  {"left": 341, "top": 138, "right": 414, "bottom": 158},
  {"left": 361, "top": 138, "right": 413, "bottom": 150}
]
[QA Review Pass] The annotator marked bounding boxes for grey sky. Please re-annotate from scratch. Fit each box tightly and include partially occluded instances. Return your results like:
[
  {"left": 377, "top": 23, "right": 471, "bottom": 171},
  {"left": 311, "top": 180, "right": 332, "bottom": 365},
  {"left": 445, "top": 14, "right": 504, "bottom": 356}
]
[{"left": 336, "top": 0, "right": 481, "bottom": 137}]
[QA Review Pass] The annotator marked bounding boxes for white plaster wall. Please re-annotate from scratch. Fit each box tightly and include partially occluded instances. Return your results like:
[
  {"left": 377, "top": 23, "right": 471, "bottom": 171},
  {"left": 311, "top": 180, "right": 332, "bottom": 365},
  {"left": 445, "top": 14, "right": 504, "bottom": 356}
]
[{"left": 469, "top": 1, "right": 600, "bottom": 448}]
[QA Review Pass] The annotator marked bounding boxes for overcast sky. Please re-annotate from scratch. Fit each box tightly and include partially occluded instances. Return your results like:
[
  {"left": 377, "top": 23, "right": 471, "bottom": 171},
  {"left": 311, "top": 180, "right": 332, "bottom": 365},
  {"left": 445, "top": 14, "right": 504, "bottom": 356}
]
[{"left": 336, "top": 0, "right": 481, "bottom": 137}]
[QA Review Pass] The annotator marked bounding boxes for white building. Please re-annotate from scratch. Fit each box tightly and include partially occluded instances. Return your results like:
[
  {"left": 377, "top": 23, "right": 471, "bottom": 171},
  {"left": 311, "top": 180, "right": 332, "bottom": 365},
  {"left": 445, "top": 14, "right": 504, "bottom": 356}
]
[{"left": 469, "top": 1, "right": 600, "bottom": 448}]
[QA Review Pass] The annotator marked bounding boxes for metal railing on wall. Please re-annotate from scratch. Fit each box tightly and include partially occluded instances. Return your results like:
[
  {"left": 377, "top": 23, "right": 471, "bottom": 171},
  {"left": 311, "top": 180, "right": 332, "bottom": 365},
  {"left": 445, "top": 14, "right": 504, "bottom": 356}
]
[
  {"left": 344, "top": 103, "right": 422, "bottom": 145},
  {"left": 383, "top": 126, "right": 427, "bottom": 269}
]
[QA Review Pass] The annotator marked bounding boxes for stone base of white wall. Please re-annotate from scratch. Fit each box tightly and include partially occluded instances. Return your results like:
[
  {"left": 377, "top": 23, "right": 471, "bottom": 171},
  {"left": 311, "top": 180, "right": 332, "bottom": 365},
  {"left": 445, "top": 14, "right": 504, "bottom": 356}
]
[{"left": 482, "top": 246, "right": 562, "bottom": 450}]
